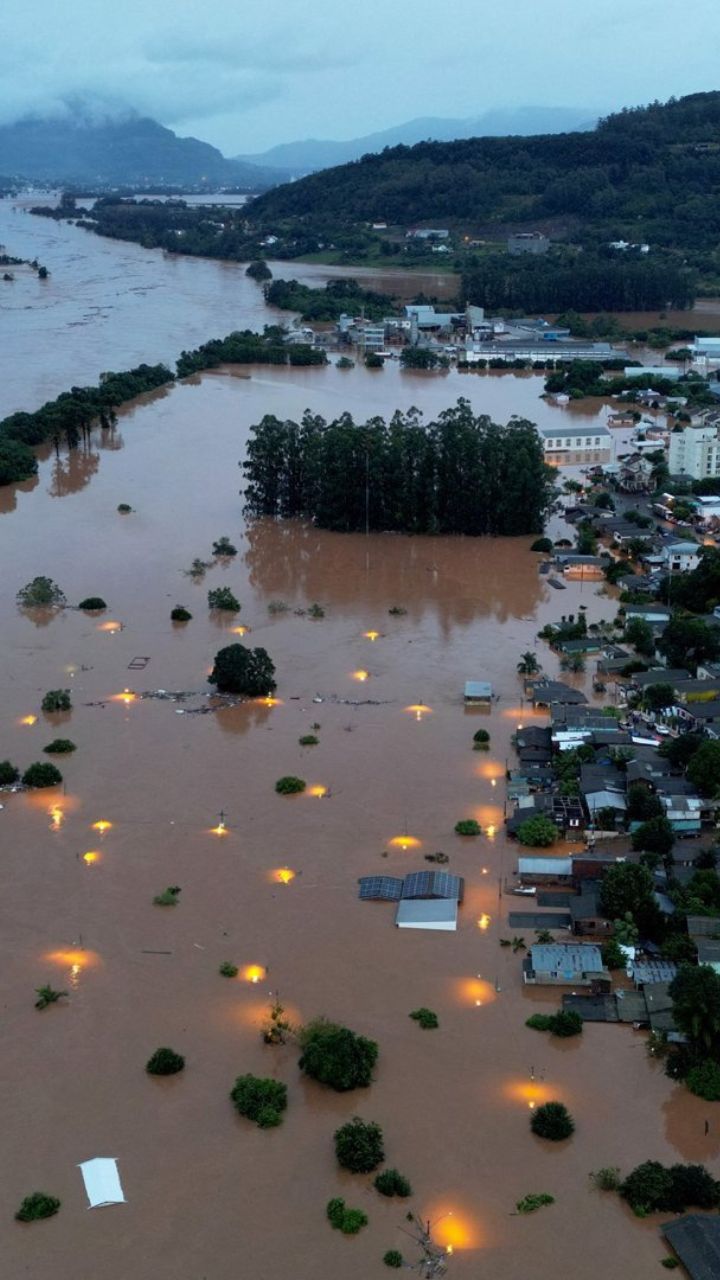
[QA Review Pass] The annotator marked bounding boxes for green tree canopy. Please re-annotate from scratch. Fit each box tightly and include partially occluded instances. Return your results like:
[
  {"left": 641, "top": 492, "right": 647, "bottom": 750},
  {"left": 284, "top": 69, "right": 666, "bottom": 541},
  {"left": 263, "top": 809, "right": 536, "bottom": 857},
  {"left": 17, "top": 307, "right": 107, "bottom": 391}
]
[
  {"left": 658, "top": 615, "right": 720, "bottom": 673},
  {"left": 516, "top": 815, "right": 557, "bottom": 847},
  {"left": 298, "top": 1018, "right": 378, "bottom": 1091},
  {"left": 669, "top": 963, "right": 720, "bottom": 1053},
  {"left": 208, "top": 643, "right": 276, "bottom": 696},
  {"left": 687, "top": 741, "right": 720, "bottom": 797}
]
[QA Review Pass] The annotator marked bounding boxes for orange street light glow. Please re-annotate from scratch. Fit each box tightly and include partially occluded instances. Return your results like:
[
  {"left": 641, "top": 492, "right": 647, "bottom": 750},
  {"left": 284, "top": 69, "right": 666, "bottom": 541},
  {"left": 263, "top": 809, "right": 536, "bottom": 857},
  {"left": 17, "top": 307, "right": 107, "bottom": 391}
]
[
  {"left": 83, "top": 851, "right": 100, "bottom": 865},
  {"left": 98, "top": 620, "right": 121, "bottom": 633},
  {"left": 477, "top": 914, "right": 491, "bottom": 931},
  {"left": 503, "top": 1080, "right": 560, "bottom": 1109},
  {"left": 242, "top": 964, "right": 266, "bottom": 984},
  {"left": 308, "top": 784, "right": 328, "bottom": 798},
  {"left": 352, "top": 669, "right": 369, "bottom": 682},
  {"left": 19, "top": 714, "right": 37, "bottom": 726},
  {"left": 92, "top": 820, "right": 112, "bottom": 834},
  {"left": 46, "top": 948, "right": 100, "bottom": 972},
  {"left": 456, "top": 976, "right": 497, "bottom": 1008},
  {"left": 423, "top": 1207, "right": 481, "bottom": 1251},
  {"left": 111, "top": 689, "right": 136, "bottom": 704},
  {"left": 363, "top": 630, "right": 380, "bottom": 641},
  {"left": 232, "top": 625, "right": 249, "bottom": 635},
  {"left": 272, "top": 867, "right": 296, "bottom": 884},
  {"left": 210, "top": 822, "right": 228, "bottom": 836},
  {"left": 49, "top": 806, "right": 64, "bottom": 831},
  {"left": 404, "top": 703, "right": 432, "bottom": 721},
  {"left": 389, "top": 835, "right": 421, "bottom": 850},
  {"left": 255, "top": 696, "right": 283, "bottom": 707}
]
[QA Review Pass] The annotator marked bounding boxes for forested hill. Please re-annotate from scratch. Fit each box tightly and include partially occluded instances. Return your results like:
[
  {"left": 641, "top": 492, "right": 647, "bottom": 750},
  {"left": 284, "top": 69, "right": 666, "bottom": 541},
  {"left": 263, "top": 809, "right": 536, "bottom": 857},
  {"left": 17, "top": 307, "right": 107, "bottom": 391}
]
[
  {"left": 247, "top": 92, "right": 720, "bottom": 248},
  {"left": 0, "top": 112, "right": 278, "bottom": 189}
]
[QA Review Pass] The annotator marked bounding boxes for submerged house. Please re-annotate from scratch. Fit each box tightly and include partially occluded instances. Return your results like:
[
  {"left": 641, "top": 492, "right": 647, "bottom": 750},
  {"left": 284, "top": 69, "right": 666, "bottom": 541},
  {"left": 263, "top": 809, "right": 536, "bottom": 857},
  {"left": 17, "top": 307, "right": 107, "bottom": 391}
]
[{"left": 523, "top": 942, "right": 610, "bottom": 989}]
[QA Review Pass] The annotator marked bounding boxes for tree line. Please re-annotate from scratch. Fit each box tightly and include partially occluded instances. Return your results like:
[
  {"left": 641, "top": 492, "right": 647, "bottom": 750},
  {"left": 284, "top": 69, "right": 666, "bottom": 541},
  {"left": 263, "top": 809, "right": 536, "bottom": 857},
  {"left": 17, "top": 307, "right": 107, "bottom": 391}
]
[
  {"left": 242, "top": 400, "right": 554, "bottom": 535},
  {"left": 461, "top": 252, "right": 695, "bottom": 313},
  {"left": 264, "top": 278, "right": 396, "bottom": 321},
  {"left": 0, "top": 331, "right": 326, "bottom": 486}
]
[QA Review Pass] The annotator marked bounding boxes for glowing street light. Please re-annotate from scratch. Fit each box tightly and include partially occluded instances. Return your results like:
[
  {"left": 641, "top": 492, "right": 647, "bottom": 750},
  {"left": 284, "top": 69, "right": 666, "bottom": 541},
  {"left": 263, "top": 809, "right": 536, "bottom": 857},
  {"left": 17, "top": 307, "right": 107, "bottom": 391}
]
[{"left": 92, "top": 820, "right": 112, "bottom": 835}]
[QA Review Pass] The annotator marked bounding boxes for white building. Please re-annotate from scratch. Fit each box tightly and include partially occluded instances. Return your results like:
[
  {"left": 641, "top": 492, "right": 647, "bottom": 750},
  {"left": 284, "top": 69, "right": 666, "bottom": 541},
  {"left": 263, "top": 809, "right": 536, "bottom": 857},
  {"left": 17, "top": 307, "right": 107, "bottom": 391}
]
[
  {"left": 537, "top": 423, "right": 612, "bottom": 454},
  {"left": 668, "top": 424, "right": 720, "bottom": 480},
  {"left": 661, "top": 541, "right": 701, "bottom": 573}
]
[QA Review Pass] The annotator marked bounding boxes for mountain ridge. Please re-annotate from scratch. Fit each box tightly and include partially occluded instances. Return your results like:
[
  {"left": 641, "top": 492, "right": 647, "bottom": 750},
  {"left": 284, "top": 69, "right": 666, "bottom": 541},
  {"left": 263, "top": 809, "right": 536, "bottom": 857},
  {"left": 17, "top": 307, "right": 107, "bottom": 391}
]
[{"left": 235, "top": 106, "right": 597, "bottom": 173}]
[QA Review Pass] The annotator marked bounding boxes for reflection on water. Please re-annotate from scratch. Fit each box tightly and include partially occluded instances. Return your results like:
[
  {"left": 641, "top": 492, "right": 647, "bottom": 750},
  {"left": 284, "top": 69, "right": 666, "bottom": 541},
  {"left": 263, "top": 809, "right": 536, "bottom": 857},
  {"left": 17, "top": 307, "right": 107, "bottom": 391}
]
[{"left": 47, "top": 445, "right": 100, "bottom": 497}]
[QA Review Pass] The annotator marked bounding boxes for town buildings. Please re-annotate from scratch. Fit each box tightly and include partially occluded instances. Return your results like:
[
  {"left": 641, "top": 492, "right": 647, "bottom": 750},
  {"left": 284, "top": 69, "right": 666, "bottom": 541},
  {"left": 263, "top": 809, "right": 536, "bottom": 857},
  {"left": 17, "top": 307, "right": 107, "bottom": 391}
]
[{"left": 668, "top": 422, "right": 720, "bottom": 480}]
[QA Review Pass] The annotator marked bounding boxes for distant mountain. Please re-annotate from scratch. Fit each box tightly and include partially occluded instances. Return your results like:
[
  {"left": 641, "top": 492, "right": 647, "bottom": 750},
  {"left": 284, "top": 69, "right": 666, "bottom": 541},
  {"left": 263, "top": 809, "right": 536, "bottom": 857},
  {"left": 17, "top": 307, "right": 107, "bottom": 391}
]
[
  {"left": 236, "top": 107, "right": 596, "bottom": 174},
  {"left": 0, "top": 109, "right": 278, "bottom": 189}
]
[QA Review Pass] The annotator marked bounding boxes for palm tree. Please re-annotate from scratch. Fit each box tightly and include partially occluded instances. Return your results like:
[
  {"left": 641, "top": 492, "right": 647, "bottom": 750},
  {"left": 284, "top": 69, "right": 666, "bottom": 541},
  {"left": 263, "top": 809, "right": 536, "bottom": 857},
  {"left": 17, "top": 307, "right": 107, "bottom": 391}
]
[
  {"left": 517, "top": 651, "right": 540, "bottom": 676},
  {"left": 561, "top": 653, "right": 586, "bottom": 674}
]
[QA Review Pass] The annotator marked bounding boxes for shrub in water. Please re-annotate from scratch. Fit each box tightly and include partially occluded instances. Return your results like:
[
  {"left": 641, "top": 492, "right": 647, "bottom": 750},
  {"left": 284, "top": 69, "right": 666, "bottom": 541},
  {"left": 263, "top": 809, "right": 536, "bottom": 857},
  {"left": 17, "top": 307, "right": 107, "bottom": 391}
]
[
  {"left": 153, "top": 885, "right": 181, "bottom": 906},
  {"left": 516, "top": 1193, "right": 554, "bottom": 1214},
  {"left": 212, "top": 536, "right": 237, "bottom": 556},
  {"left": 208, "top": 586, "right": 241, "bottom": 612},
  {"left": 117, "top": 503, "right": 132, "bottom": 513},
  {"left": 22, "top": 762, "right": 62, "bottom": 788},
  {"left": 473, "top": 729, "right": 490, "bottom": 744},
  {"left": 384, "top": 1251, "right": 403, "bottom": 1268},
  {"left": 299, "top": 734, "right": 319, "bottom": 746},
  {"left": 171, "top": 606, "right": 192, "bottom": 622},
  {"left": 308, "top": 602, "right": 325, "bottom": 618},
  {"left": 388, "top": 606, "right": 407, "bottom": 616},
  {"left": 268, "top": 600, "right": 290, "bottom": 614},
  {"left": 549, "top": 1010, "right": 583, "bottom": 1038},
  {"left": 374, "top": 1169, "right": 412, "bottom": 1198},
  {"left": 299, "top": 1018, "right": 378, "bottom": 1091},
  {"left": 686, "top": 1058, "right": 720, "bottom": 1101},
  {"left": 531, "top": 538, "right": 553, "bottom": 553},
  {"left": 219, "top": 961, "right": 238, "bottom": 978},
  {"left": 78, "top": 597, "right": 106, "bottom": 610},
  {"left": 334, "top": 1118, "right": 384, "bottom": 1173},
  {"left": 526, "top": 1014, "right": 554, "bottom": 1032},
  {"left": 531, "top": 1102, "right": 574, "bottom": 1141},
  {"left": 409, "top": 1007, "right": 438, "bottom": 1030},
  {"left": 454, "top": 819, "right": 481, "bottom": 836},
  {"left": 590, "top": 1167, "right": 622, "bottom": 1192},
  {"left": 41, "top": 689, "right": 71, "bottom": 713},
  {"left": 15, "top": 1193, "right": 61, "bottom": 1222},
  {"left": 146, "top": 1047, "right": 185, "bottom": 1076},
  {"left": 0, "top": 759, "right": 20, "bottom": 784},
  {"left": 326, "top": 1198, "right": 368, "bottom": 1234},
  {"left": 230, "top": 1074, "right": 288, "bottom": 1127},
  {"left": 17, "top": 577, "right": 65, "bottom": 608},
  {"left": 43, "top": 739, "right": 75, "bottom": 755},
  {"left": 35, "top": 985, "right": 67, "bottom": 1010},
  {"left": 275, "top": 775, "right": 306, "bottom": 795}
]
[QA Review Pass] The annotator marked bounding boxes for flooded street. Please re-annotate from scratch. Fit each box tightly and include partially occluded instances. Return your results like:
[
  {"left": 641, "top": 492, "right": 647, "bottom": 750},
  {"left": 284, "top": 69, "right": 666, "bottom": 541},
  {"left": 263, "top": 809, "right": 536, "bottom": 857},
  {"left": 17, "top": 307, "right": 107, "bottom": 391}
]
[{"left": 0, "top": 346, "right": 713, "bottom": 1279}]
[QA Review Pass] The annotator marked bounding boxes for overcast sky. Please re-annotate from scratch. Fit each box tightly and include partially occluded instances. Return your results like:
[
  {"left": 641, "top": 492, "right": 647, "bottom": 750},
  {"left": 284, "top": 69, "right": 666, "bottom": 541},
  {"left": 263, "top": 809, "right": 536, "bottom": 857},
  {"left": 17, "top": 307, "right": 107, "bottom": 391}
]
[{"left": 3, "top": 0, "right": 719, "bottom": 153}]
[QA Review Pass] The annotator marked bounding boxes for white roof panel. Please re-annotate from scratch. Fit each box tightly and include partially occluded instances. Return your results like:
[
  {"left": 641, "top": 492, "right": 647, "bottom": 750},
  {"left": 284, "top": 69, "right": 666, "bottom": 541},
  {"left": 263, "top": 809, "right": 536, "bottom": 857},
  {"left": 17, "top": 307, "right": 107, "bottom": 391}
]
[{"left": 79, "top": 1157, "right": 126, "bottom": 1209}]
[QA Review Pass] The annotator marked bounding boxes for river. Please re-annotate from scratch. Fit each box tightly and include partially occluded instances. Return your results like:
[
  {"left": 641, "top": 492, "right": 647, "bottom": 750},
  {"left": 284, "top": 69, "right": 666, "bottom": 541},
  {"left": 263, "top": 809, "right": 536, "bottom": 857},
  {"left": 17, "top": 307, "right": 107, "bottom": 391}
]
[{"left": 0, "top": 203, "right": 709, "bottom": 1280}]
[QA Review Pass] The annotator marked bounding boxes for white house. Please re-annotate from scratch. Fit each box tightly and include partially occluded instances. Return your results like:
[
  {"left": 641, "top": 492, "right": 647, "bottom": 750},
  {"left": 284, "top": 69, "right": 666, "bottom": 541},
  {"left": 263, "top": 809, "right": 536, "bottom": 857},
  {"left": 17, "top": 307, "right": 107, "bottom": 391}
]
[{"left": 662, "top": 541, "right": 701, "bottom": 573}]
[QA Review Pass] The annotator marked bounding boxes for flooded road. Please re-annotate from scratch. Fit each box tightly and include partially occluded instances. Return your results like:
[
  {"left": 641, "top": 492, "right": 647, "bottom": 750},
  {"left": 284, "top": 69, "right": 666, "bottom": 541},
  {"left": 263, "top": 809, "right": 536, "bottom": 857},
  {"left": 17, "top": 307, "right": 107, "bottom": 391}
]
[{"left": 0, "top": 351, "right": 711, "bottom": 1280}]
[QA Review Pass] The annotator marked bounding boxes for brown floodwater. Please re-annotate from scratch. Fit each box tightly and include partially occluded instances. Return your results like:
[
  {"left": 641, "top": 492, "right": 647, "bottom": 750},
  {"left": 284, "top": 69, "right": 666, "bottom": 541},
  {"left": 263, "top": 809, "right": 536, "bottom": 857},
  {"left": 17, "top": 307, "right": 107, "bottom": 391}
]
[{"left": 0, "top": 351, "right": 713, "bottom": 1280}]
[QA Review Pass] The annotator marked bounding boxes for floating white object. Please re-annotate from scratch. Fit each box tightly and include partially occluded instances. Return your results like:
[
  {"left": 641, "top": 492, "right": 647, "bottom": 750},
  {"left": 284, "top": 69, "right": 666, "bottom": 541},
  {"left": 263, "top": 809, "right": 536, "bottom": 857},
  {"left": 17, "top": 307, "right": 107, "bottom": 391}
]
[{"left": 78, "top": 1157, "right": 126, "bottom": 1208}]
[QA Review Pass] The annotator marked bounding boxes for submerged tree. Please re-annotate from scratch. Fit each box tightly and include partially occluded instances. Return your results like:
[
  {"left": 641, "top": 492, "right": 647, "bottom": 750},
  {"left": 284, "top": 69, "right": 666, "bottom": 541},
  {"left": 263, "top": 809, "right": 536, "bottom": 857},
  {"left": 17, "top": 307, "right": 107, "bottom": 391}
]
[
  {"left": 208, "top": 643, "right": 276, "bottom": 695},
  {"left": 17, "top": 577, "right": 66, "bottom": 608}
]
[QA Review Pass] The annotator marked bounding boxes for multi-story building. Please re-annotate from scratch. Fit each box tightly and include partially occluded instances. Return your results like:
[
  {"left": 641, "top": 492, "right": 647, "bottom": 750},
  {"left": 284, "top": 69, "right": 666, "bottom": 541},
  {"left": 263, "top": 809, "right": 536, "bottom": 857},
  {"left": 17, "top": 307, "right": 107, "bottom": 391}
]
[{"left": 668, "top": 424, "right": 720, "bottom": 479}]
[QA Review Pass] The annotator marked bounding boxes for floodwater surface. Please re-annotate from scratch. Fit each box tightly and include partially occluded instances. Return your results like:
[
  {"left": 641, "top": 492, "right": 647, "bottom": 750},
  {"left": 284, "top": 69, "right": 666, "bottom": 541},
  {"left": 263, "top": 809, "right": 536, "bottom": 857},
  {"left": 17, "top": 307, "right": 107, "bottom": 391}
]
[{"left": 0, "top": 355, "right": 712, "bottom": 1280}]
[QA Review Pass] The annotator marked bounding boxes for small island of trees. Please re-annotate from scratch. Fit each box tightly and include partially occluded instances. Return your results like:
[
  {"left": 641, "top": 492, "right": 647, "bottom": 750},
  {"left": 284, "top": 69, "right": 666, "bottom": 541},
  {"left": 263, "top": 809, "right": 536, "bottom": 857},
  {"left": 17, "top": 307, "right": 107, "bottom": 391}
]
[{"left": 243, "top": 400, "right": 554, "bottom": 536}]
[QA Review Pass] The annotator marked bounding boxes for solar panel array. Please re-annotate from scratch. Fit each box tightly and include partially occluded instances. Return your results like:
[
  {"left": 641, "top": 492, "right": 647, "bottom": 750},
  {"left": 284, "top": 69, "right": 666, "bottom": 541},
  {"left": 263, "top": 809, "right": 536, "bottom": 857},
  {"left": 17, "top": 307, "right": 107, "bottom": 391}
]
[
  {"left": 401, "top": 871, "right": 464, "bottom": 902},
  {"left": 358, "top": 876, "right": 404, "bottom": 901}
]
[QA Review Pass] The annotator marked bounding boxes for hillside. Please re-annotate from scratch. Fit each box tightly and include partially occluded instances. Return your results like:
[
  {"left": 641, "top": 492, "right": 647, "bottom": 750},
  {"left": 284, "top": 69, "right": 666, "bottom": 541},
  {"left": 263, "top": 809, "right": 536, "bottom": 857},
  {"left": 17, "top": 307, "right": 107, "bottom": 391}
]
[
  {"left": 0, "top": 110, "right": 277, "bottom": 189},
  {"left": 236, "top": 106, "right": 595, "bottom": 174},
  {"left": 247, "top": 92, "right": 720, "bottom": 252}
]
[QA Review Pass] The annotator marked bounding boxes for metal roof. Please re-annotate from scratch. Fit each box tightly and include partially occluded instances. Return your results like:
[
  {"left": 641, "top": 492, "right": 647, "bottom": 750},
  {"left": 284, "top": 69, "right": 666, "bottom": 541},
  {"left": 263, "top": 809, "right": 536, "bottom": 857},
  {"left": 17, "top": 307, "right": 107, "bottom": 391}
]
[
  {"left": 395, "top": 899, "right": 458, "bottom": 930},
  {"left": 530, "top": 943, "right": 604, "bottom": 972},
  {"left": 662, "top": 1215, "right": 720, "bottom": 1280},
  {"left": 464, "top": 681, "right": 493, "bottom": 699},
  {"left": 631, "top": 960, "right": 679, "bottom": 985},
  {"left": 358, "top": 876, "right": 403, "bottom": 901},
  {"left": 401, "top": 871, "right": 464, "bottom": 902},
  {"left": 518, "top": 857, "right": 572, "bottom": 876}
]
